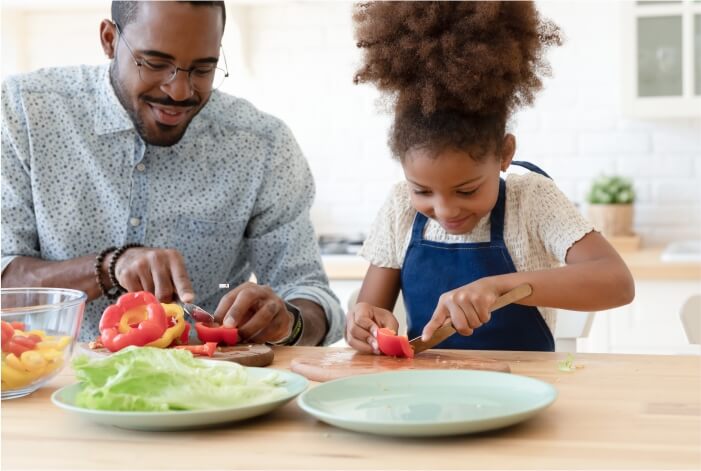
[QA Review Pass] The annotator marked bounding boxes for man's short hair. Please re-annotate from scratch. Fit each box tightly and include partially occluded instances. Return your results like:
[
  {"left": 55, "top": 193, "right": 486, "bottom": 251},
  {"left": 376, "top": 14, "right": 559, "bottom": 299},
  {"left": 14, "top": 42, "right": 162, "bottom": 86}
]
[{"left": 111, "top": 1, "right": 226, "bottom": 30}]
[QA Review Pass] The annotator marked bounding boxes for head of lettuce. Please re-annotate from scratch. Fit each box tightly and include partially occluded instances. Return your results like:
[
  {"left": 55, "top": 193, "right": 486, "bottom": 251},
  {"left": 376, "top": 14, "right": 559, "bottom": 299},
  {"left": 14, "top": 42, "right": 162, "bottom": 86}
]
[{"left": 72, "top": 347, "right": 286, "bottom": 411}]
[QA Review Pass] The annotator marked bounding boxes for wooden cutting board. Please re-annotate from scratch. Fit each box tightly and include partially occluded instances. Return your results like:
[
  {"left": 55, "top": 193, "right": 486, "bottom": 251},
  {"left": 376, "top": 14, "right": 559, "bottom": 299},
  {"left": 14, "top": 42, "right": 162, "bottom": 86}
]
[
  {"left": 76, "top": 343, "right": 274, "bottom": 367},
  {"left": 290, "top": 349, "right": 510, "bottom": 382}
]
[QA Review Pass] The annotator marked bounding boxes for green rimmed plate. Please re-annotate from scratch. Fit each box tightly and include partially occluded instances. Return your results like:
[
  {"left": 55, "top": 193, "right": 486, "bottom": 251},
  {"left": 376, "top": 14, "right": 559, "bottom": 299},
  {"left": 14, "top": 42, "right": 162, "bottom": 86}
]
[
  {"left": 297, "top": 369, "right": 556, "bottom": 437},
  {"left": 51, "top": 366, "right": 308, "bottom": 431}
]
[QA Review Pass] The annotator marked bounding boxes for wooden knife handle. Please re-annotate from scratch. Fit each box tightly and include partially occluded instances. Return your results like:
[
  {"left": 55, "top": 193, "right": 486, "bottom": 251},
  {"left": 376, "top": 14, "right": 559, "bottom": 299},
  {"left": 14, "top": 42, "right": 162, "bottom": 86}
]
[{"left": 489, "top": 283, "right": 533, "bottom": 312}]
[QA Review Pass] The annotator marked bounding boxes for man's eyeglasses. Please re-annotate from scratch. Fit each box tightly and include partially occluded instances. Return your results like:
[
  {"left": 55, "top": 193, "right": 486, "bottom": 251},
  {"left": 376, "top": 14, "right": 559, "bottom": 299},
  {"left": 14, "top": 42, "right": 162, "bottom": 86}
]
[{"left": 114, "top": 22, "right": 229, "bottom": 93}]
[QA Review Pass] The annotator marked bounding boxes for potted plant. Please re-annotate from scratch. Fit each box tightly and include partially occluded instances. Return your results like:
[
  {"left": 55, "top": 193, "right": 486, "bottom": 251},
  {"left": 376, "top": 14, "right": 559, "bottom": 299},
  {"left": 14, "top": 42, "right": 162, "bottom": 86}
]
[{"left": 587, "top": 175, "right": 635, "bottom": 238}]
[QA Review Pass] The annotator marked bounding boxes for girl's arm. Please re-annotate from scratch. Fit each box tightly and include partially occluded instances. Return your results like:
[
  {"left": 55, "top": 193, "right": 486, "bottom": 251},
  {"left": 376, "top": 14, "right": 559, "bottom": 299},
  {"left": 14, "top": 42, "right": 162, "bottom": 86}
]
[
  {"left": 357, "top": 265, "right": 402, "bottom": 310},
  {"left": 492, "top": 230, "right": 634, "bottom": 310},
  {"left": 421, "top": 231, "right": 634, "bottom": 341}
]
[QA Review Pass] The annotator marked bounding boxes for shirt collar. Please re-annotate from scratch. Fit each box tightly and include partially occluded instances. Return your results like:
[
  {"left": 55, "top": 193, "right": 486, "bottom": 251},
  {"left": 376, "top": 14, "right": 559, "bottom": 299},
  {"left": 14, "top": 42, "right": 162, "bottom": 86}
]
[{"left": 94, "top": 64, "right": 136, "bottom": 135}]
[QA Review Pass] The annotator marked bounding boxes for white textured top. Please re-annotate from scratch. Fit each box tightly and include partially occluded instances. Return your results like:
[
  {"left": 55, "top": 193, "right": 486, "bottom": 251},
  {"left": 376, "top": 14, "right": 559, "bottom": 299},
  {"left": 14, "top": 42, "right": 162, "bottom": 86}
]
[{"left": 359, "top": 171, "right": 594, "bottom": 333}]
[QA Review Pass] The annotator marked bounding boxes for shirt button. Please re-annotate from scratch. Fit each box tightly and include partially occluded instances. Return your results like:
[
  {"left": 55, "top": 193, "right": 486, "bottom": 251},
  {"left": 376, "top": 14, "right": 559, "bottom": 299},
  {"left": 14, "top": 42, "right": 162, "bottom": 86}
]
[
  {"left": 136, "top": 163, "right": 146, "bottom": 172},
  {"left": 129, "top": 217, "right": 141, "bottom": 227}
]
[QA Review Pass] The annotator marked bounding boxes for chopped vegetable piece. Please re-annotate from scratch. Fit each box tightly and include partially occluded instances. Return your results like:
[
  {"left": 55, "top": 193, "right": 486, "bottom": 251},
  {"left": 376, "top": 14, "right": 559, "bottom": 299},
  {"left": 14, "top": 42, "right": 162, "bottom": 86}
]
[
  {"left": 376, "top": 327, "right": 414, "bottom": 358},
  {"left": 194, "top": 322, "right": 239, "bottom": 346}
]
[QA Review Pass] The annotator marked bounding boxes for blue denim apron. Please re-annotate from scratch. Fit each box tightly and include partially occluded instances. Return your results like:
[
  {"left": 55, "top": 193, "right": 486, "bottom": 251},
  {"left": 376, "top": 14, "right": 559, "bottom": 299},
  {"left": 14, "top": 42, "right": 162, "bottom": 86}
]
[{"left": 400, "top": 161, "right": 555, "bottom": 351}]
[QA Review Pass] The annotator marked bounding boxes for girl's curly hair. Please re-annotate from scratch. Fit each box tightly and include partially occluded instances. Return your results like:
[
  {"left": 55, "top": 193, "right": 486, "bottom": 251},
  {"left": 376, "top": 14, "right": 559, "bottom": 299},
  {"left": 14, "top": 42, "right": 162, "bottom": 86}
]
[{"left": 353, "top": 1, "right": 562, "bottom": 161}]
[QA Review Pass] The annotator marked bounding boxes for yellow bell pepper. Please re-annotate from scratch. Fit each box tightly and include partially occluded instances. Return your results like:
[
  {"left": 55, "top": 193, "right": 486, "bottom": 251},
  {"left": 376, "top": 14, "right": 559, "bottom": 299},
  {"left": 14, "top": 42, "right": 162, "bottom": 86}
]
[{"left": 145, "top": 303, "right": 187, "bottom": 348}]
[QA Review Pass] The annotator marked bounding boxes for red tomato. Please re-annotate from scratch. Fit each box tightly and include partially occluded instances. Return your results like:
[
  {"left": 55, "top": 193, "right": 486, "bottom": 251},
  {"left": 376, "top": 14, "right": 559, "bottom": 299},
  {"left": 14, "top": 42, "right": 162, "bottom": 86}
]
[{"left": 376, "top": 328, "right": 414, "bottom": 358}]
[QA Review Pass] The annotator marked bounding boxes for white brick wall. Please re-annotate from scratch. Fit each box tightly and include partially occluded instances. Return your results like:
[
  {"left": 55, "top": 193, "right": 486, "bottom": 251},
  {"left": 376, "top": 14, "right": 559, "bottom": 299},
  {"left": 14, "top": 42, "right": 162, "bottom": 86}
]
[
  {"left": 226, "top": 0, "right": 701, "bottom": 245},
  {"left": 2, "top": 1, "right": 699, "bottom": 245}
]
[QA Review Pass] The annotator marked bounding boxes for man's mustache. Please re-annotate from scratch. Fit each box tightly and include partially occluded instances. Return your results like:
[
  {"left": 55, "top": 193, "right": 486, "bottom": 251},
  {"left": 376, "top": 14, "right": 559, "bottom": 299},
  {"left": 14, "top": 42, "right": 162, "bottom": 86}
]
[{"left": 142, "top": 95, "right": 200, "bottom": 108}]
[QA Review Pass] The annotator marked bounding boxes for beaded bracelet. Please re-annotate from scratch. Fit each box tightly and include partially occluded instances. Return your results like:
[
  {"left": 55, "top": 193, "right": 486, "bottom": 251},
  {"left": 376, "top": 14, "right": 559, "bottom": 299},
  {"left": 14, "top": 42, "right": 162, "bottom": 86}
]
[
  {"left": 94, "top": 246, "right": 119, "bottom": 299},
  {"left": 107, "top": 243, "right": 144, "bottom": 298}
]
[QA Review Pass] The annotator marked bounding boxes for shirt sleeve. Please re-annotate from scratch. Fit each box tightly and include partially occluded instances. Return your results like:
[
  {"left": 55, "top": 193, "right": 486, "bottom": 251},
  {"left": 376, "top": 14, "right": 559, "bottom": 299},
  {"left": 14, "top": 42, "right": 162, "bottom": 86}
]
[
  {"left": 359, "top": 182, "right": 415, "bottom": 269},
  {"left": 1, "top": 78, "right": 41, "bottom": 274},
  {"left": 521, "top": 173, "right": 594, "bottom": 263},
  {"left": 244, "top": 120, "right": 344, "bottom": 345}
]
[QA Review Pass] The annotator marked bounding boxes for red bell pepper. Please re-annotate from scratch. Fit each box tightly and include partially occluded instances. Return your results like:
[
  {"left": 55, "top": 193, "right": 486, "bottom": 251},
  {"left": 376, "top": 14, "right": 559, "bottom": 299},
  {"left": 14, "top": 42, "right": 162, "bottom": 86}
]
[
  {"left": 10, "top": 321, "right": 25, "bottom": 331},
  {"left": 1, "top": 320, "right": 15, "bottom": 349},
  {"left": 2, "top": 330, "right": 38, "bottom": 357},
  {"left": 174, "top": 341, "right": 218, "bottom": 357},
  {"left": 174, "top": 322, "right": 191, "bottom": 346},
  {"left": 376, "top": 328, "right": 414, "bottom": 358},
  {"left": 99, "top": 291, "right": 168, "bottom": 352},
  {"left": 194, "top": 322, "right": 238, "bottom": 346}
]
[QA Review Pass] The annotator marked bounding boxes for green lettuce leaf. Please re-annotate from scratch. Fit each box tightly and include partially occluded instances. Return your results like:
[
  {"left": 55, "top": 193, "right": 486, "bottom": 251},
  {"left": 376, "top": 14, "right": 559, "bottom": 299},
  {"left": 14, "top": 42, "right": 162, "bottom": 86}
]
[{"left": 72, "top": 347, "right": 286, "bottom": 411}]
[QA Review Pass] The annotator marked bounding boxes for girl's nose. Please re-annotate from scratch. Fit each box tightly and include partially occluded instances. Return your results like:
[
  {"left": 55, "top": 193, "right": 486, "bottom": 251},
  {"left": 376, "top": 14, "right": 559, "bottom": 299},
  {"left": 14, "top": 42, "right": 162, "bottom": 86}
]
[{"left": 433, "top": 202, "right": 460, "bottom": 220}]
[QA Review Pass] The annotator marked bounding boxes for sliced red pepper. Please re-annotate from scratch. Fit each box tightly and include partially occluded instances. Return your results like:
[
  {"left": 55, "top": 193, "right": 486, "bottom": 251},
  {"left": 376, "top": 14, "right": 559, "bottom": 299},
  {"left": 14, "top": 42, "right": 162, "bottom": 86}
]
[
  {"left": 376, "top": 328, "right": 414, "bottom": 358},
  {"left": 1, "top": 321, "right": 15, "bottom": 349},
  {"left": 99, "top": 291, "right": 168, "bottom": 352},
  {"left": 175, "top": 322, "right": 191, "bottom": 345},
  {"left": 10, "top": 321, "right": 25, "bottom": 331},
  {"left": 194, "top": 322, "right": 238, "bottom": 346},
  {"left": 174, "top": 341, "right": 217, "bottom": 357},
  {"left": 3, "top": 340, "right": 31, "bottom": 357}
]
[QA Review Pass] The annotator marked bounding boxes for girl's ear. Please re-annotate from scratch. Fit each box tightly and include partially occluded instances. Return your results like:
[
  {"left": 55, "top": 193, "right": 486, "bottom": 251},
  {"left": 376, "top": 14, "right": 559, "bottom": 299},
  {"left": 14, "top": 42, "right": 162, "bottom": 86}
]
[
  {"left": 499, "top": 134, "right": 516, "bottom": 172},
  {"left": 100, "top": 20, "right": 118, "bottom": 59}
]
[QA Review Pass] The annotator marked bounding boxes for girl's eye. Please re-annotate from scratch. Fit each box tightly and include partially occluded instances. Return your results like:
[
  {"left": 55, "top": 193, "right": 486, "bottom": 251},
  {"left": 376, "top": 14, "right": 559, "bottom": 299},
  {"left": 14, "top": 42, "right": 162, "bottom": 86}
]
[
  {"left": 412, "top": 190, "right": 431, "bottom": 195},
  {"left": 457, "top": 188, "right": 478, "bottom": 196}
]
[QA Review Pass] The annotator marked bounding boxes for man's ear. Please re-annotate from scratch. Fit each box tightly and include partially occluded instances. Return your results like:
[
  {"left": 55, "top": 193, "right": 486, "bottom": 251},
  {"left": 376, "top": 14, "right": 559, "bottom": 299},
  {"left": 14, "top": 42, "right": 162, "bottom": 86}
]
[
  {"left": 499, "top": 134, "right": 516, "bottom": 172},
  {"left": 100, "top": 20, "right": 118, "bottom": 59}
]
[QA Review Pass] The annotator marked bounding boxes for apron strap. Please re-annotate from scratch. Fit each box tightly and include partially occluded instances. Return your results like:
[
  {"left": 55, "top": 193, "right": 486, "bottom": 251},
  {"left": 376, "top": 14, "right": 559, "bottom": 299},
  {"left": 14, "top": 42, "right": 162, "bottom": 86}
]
[{"left": 511, "top": 160, "right": 552, "bottom": 179}]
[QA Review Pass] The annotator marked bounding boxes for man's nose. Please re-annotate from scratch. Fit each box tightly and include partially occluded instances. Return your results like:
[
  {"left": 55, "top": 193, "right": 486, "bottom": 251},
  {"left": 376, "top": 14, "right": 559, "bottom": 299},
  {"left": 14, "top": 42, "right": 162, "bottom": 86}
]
[{"left": 161, "top": 70, "right": 194, "bottom": 101}]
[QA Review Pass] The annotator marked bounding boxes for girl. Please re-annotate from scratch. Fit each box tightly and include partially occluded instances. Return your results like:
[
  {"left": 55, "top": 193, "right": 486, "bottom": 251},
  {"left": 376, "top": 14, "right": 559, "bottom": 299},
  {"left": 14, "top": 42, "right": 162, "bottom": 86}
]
[{"left": 346, "top": 1, "right": 634, "bottom": 353}]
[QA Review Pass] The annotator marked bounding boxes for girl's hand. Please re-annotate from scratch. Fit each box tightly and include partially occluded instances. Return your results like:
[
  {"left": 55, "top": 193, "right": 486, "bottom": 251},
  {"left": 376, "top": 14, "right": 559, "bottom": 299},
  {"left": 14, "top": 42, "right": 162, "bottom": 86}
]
[
  {"left": 421, "top": 278, "right": 499, "bottom": 342},
  {"left": 346, "top": 302, "right": 399, "bottom": 354}
]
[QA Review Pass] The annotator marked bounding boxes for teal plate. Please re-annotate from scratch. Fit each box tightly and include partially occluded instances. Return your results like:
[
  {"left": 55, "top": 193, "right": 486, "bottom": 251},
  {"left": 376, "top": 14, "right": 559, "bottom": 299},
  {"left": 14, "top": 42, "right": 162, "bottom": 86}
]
[
  {"left": 297, "top": 370, "right": 557, "bottom": 437},
  {"left": 52, "top": 366, "right": 308, "bottom": 431}
]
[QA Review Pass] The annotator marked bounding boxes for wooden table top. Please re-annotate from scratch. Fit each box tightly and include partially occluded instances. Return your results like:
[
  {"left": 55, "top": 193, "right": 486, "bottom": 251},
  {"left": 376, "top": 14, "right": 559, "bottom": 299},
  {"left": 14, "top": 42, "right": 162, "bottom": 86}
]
[{"left": 2, "top": 346, "right": 700, "bottom": 470}]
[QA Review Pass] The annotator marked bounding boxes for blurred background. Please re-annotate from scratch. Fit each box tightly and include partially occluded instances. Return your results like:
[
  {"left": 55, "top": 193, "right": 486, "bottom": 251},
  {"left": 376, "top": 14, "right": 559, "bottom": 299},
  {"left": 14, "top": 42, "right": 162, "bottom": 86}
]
[{"left": 2, "top": 0, "right": 700, "bottom": 354}]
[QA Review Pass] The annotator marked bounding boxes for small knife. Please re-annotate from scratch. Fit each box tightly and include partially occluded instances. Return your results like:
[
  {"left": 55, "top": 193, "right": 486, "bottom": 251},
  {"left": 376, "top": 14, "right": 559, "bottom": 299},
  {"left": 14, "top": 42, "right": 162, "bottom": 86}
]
[
  {"left": 176, "top": 301, "right": 216, "bottom": 324},
  {"left": 408, "top": 283, "right": 533, "bottom": 355}
]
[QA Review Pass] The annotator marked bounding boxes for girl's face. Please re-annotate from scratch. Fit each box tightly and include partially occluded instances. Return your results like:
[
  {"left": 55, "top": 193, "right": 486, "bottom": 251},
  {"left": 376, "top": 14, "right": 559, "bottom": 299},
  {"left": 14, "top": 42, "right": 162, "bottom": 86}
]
[{"left": 403, "top": 136, "right": 515, "bottom": 235}]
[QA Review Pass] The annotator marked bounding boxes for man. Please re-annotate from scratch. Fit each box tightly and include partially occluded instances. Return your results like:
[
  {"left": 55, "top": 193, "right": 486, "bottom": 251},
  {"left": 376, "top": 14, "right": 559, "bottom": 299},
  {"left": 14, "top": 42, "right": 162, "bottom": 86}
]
[{"left": 1, "top": 1, "right": 344, "bottom": 346}]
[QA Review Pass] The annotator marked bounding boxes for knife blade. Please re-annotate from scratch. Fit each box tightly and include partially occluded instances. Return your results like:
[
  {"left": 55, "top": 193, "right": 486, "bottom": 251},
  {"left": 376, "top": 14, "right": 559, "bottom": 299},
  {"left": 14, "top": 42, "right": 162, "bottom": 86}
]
[{"left": 408, "top": 283, "right": 533, "bottom": 355}]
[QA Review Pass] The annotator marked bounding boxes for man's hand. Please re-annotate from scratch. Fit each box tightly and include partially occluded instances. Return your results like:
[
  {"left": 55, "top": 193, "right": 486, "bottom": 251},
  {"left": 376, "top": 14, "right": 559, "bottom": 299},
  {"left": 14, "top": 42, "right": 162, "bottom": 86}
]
[
  {"left": 213, "top": 282, "right": 293, "bottom": 344},
  {"left": 345, "top": 302, "right": 398, "bottom": 355},
  {"left": 113, "top": 247, "right": 195, "bottom": 303}
]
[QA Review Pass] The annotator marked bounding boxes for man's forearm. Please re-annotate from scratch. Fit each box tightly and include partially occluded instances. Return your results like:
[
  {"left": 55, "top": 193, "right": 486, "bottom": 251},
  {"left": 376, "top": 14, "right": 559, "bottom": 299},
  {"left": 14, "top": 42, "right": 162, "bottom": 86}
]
[
  {"left": 290, "top": 298, "right": 329, "bottom": 346},
  {"left": 1, "top": 255, "right": 111, "bottom": 301}
]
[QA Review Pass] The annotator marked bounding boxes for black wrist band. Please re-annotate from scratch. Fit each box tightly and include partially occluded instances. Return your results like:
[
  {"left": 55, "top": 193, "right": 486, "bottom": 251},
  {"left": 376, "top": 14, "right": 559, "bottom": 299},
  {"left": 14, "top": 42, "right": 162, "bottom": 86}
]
[
  {"left": 94, "top": 246, "right": 119, "bottom": 299},
  {"left": 107, "top": 243, "right": 143, "bottom": 299},
  {"left": 269, "top": 302, "right": 304, "bottom": 346}
]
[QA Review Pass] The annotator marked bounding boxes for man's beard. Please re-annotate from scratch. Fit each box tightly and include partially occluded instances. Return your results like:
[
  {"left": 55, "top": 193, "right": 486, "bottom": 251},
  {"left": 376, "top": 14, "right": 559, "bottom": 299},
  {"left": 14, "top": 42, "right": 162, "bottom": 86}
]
[{"left": 109, "top": 63, "right": 206, "bottom": 147}]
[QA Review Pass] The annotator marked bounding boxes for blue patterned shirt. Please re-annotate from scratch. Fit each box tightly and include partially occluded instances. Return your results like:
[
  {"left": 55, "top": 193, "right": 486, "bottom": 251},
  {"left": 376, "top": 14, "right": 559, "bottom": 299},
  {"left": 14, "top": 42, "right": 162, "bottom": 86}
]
[{"left": 1, "top": 64, "right": 344, "bottom": 343}]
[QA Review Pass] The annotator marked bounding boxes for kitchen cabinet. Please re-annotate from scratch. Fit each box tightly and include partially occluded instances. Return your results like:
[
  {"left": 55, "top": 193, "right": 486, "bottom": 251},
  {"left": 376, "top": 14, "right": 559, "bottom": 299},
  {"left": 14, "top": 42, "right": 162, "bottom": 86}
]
[{"left": 622, "top": 0, "right": 701, "bottom": 117}]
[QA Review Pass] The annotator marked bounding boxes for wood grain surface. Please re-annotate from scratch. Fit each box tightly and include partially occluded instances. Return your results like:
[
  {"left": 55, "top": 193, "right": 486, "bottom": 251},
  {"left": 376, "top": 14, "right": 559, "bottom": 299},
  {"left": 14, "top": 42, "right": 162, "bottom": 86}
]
[
  {"left": 76, "top": 343, "right": 274, "bottom": 367},
  {"left": 290, "top": 348, "right": 510, "bottom": 382}
]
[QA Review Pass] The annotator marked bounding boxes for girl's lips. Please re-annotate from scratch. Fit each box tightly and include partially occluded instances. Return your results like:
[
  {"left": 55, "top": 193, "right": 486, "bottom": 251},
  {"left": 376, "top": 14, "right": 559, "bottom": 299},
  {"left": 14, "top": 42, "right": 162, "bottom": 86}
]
[
  {"left": 148, "top": 104, "right": 189, "bottom": 126},
  {"left": 441, "top": 215, "right": 471, "bottom": 230}
]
